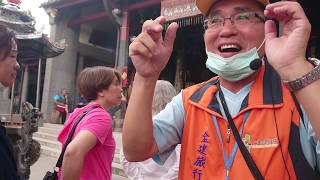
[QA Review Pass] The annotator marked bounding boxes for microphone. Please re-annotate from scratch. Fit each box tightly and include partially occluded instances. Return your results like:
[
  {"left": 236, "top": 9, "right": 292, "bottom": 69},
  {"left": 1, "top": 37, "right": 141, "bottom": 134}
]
[{"left": 250, "top": 58, "right": 262, "bottom": 70}]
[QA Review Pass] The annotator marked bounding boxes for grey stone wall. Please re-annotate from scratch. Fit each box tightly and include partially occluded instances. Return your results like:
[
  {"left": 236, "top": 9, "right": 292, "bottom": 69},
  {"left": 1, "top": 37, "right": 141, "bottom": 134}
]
[
  {"left": 41, "top": 11, "right": 80, "bottom": 124},
  {"left": 0, "top": 84, "right": 10, "bottom": 114}
]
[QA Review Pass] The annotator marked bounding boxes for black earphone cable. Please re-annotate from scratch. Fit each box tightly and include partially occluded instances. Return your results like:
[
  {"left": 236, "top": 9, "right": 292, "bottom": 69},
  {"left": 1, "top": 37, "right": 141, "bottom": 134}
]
[{"left": 269, "top": 67, "right": 291, "bottom": 180}]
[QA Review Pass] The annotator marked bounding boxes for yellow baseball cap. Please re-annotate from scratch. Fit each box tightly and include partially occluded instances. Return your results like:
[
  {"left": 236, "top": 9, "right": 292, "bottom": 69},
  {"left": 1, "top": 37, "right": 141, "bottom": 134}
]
[{"left": 195, "top": 0, "right": 269, "bottom": 15}]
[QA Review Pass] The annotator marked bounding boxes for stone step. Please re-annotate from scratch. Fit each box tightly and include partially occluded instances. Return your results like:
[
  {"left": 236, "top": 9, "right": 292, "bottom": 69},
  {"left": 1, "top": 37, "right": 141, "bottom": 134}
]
[
  {"left": 37, "top": 153, "right": 127, "bottom": 178},
  {"left": 113, "top": 132, "right": 122, "bottom": 147},
  {"left": 38, "top": 126, "right": 61, "bottom": 135},
  {"left": 35, "top": 139, "right": 121, "bottom": 160},
  {"left": 33, "top": 124, "right": 126, "bottom": 178},
  {"left": 33, "top": 146, "right": 126, "bottom": 177},
  {"left": 37, "top": 146, "right": 126, "bottom": 178},
  {"left": 33, "top": 137, "right": 61, "bottom": 149},
  {"left": 39, "top": 146, "right": 123, "bottom": 164},
  {"left": 115, "top": 147, "right": 120, "bottom": 154},
  {"left": 113, "top": 152, "right": 121, "bottom": 164},
  {"left": 33, "top": 131, "right": 58, "bottom": 141},
  {"left": 33, "top": 136, "right": 121, "bottom": 155},
  {"left": 113, "top": 174, "right": 128, "bottom": 180},
  {"left": 42, "top": 123, "right": 64, "bottom": 130},
  {"left": 41, "top": 145, "right": 60, "bottom": 158}
]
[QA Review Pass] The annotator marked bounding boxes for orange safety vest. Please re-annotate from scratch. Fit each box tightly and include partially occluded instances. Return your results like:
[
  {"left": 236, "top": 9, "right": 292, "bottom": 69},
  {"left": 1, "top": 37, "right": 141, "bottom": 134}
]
[{"left": 179, "top": 64, "right": 319, "bottom": 180}]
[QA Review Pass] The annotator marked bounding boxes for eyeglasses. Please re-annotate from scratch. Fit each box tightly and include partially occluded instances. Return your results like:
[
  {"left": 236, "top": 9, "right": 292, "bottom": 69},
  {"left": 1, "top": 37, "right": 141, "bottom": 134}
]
[{"left": 203, "top": 12, "right": 265, "bottom": 30}]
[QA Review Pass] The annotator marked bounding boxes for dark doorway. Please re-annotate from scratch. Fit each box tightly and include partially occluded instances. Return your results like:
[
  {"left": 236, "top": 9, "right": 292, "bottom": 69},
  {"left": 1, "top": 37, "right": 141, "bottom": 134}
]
[{"left": 160, "top": 23, "right": 215, "bottom": 89}]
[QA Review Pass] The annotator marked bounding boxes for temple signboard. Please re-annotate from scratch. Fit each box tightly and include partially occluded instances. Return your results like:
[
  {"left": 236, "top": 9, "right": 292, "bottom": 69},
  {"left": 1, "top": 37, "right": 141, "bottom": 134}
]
[
  {"left": 161, "top": 0, "right": 201, "bottom": 21},
  {"left": 7, "top": 0, "right": 21, "bottom": 4}
]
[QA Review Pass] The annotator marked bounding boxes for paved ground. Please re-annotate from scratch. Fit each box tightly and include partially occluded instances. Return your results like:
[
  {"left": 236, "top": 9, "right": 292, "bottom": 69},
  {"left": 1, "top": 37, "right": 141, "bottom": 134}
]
[
  {"left": 30, "top": 155, "right": 56, "bottom": 180},
  {"left": 30, "top": 154, "right": 128, "bottom": 180}
]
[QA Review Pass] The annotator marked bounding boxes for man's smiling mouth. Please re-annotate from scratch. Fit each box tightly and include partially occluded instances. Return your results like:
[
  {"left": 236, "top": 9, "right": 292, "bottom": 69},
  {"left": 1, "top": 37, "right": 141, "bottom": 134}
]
[{"left": 219, "top": 44, "right": 241, "bottom": 53}]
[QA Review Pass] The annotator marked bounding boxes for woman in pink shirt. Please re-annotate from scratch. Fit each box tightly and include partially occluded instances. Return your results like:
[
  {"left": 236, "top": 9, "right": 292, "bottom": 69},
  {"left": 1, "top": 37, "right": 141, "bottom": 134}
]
[{"left": 57, "top": 66, "right": 122, "bottom": 180}]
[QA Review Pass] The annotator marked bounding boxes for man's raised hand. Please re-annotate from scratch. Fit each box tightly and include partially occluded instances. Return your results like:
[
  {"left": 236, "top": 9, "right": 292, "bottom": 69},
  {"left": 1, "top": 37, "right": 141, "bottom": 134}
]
[
  {"left": 129, "top": 16, "right": 179, "bottom": 80},
  {"left": 264, "top": 1, "right": 311, "bottom": 80}
]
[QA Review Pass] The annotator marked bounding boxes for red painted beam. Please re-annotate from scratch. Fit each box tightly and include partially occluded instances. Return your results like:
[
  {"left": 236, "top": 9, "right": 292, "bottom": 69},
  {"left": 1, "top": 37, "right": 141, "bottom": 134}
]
[
  {"left": 120, "top": 11, "right": 129, "bottom": 41},
  {"left": 123, "top": 0, "right": 161, "bottom": 11},
  {"left": 41, "top": 0, "right": 101, "bottom": 9},
  {"left": 68, "top": 11, "right": 108, "bottom": 27}
]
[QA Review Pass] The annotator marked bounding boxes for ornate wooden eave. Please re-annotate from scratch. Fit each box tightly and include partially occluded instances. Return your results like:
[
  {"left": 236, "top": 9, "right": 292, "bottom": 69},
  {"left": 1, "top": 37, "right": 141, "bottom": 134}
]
[
  {"left": 0, "top": 4, "right": 65, "bottom": 64},
  {"left": 43, "top": 0, "right": 161, "bottom": 27},
  {"left": 40, "top": 0, "right": 100, "bottom": 9},
  {"left": 122, "top": 0, "right": 160, "bottom": 11},
  {"left": 0, "top": 5, "right": 35, "bottom": 33},
  {"left": 16, "top": 33, "right": 65, "bottom": 64}
]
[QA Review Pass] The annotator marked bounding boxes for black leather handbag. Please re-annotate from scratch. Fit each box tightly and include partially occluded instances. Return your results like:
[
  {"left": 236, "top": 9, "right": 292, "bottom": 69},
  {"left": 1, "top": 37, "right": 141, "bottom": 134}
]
[
  {"left": 43, "top": 106, "right": 97, "bottom": 180},
  {"left": 43, "top": 171, "right": 57, "bottom": 180}
]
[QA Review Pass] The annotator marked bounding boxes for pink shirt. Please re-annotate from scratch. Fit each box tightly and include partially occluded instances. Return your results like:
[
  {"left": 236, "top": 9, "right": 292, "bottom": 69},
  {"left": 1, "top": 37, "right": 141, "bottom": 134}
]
[{"left": 57, "top": 103, "right": 115, "bottom": 180}]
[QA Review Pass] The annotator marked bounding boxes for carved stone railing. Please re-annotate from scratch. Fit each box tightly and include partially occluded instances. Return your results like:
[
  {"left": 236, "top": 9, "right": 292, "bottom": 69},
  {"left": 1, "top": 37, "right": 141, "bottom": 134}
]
[{"left": 1, "top": 102, "right": 41, "bottom": 179}]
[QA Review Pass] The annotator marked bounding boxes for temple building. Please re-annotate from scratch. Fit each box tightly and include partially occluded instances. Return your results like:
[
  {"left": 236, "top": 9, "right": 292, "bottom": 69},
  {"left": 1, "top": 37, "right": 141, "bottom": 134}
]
[
  {"left": 0, "top": 1, "right": 64, "bottom": 116},
  {"left": 40, "top": 0, "right": 319, "bottom": 125},
  {"left": 0, "top": 1, "right": 64, "bottom": 178}
]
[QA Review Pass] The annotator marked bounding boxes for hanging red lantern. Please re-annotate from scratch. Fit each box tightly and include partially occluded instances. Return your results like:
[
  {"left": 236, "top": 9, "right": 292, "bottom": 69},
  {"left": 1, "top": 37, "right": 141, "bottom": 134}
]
[{"left": 7, "top": 0, "right": 21, "bottom": 5}]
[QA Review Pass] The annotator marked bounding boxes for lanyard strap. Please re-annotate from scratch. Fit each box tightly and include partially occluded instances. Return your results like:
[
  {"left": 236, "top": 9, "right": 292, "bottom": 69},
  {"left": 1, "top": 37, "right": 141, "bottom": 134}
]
[
  {"left": 212, "top": 111, "right": 250, "bottom": 180},
  {"left": 217, "top": 84, "right": 264, "bottom": 180}
]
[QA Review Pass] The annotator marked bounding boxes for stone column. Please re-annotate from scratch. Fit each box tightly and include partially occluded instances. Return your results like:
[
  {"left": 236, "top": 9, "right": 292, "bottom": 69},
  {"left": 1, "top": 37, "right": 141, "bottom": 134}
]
[
  {"left": 0, "top": 84, "right": 10, "bottom": 114},
  {"left": 20, "top": 65, "right": 29, "bottom": 107},
  {"left": 41, "top": 11, "right": 80, "bottom": 124},
  {"left": 115, "top": 10, "right": 129, "bottom": 69},
  {"left": 113, "top": 10, "right": 129, "bottom": 130},
  {"left": 76, "top": 56, "right": 84, "bottom": 75},
  {"left": 36, "top": 58, "right": 43, "bottom": 109}
]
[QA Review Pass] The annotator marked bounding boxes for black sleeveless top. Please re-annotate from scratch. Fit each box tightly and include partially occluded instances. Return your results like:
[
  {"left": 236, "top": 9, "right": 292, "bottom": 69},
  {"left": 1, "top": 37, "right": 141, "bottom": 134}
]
[{"left": 0, "top": 125, "right": 19, "bottom": 180}]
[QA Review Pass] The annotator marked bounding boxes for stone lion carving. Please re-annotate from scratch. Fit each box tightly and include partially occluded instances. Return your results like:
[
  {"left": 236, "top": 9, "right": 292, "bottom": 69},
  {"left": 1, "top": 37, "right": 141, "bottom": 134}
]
[{"left": 15, "top": 102, "right": 41, "bottom": 179}]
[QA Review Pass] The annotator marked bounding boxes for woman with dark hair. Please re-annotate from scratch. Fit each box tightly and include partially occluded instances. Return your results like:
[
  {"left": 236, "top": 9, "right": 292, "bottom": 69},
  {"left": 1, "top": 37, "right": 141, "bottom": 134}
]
[
  {"left": 0, "top": 25, "right": 20, "bottom": 180},
  {"left": 57, "top": 66, "right": 122, "bottom": 180},
  {"left": 0, "top": 25, "right": 19, "bottom": 87}
]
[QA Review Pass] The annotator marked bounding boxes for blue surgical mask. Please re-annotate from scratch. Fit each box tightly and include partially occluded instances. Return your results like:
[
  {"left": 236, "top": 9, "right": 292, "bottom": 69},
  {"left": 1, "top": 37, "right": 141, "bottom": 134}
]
[{"left": 205, "top": 47, "right": 260, "bottom": 82}]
